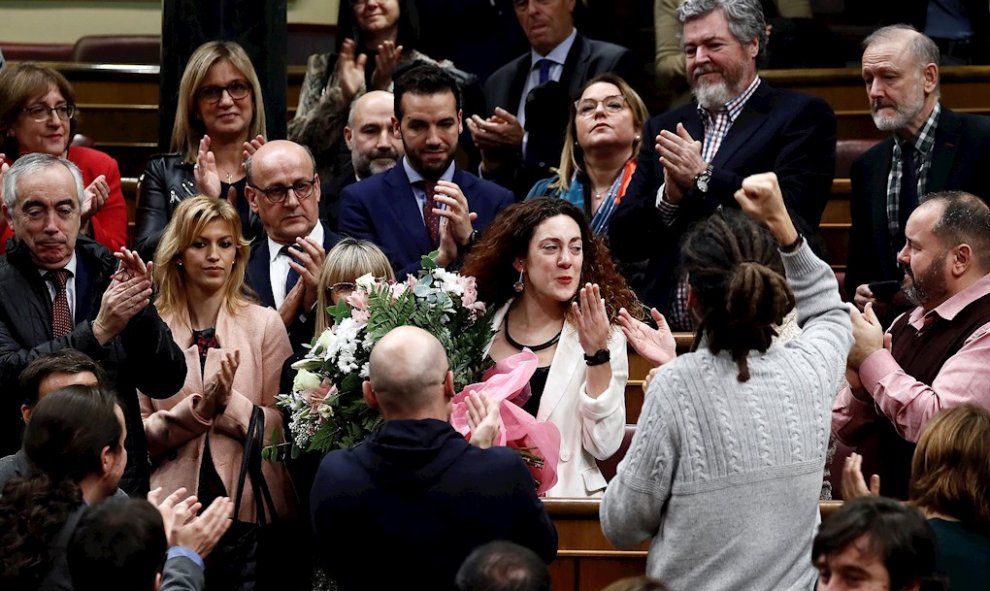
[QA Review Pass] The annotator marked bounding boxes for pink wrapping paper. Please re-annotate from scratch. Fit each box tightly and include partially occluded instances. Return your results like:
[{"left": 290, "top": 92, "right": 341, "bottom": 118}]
[{"left": 450, "top": 349, "right": 561, "bottom": 495}]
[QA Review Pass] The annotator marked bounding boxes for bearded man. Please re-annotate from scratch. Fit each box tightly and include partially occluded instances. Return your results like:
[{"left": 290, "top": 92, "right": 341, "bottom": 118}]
[
  {"left": 834, "top": 191, "right": 990, "bottom": 500},
  {"left": 607, "top": 0, "right": 836, "bottom": 322},
  {"left": 845, "top": 25, "right": 990, "bottom": 315}
]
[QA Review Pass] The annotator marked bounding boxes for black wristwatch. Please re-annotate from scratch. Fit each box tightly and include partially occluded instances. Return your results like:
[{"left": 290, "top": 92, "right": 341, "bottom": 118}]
[
  {"left": 693, "top": 164, "right": 713, "bottom": 193},
  {"left": 584, "top": 349, "right": 611, "bottom": 366}
]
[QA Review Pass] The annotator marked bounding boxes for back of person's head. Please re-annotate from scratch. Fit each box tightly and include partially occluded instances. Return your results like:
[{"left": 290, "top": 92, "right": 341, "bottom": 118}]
[
  {"left": 813, "top": 497, "right": 944, "bottom": 591},
  {"left": 366, "top": 326, "right": 450, "bottom": 417},
  {"left": 153, "top": 194, "right": 253, "bottom": 317},
  {"left": 676, "top": 0, "right": 767, "bottom": 62},
  {"left": 910, "top": 404, "right": 990, "bottom": 533},
  {"left": 68, "top": 497, "right": 166, "bottom": 591},
  {"left": 681, "top": 208, "right": 794, "bottom": 381},
  {"left": 18, "top": 349, "right": 103, "bottom": 409},
  {"left": 393, "top": 63, "right": 462, "bottom": 122},
  {"left": 23, "top": 384, "right": 121, "bottom": 484},
  {"left": 918, "top": 191, "right": 990, "bottom": 272},
  {"left": 455, "top": 541, "right": 550, "bottom": 591},
  {"left": 599, "top": 576, "right": 671, "bottom": 591}
]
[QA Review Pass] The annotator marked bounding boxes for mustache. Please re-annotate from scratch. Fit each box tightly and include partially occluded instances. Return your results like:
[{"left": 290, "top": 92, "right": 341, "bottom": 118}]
[
  {"left": 371, "top": 148, "right": 400, "bottom": 159},
  {"left": 872, "top": 99, "right": 897, "bottom": 111},
  {"left": 693, "top": 64, "right": 722, "bottom": 79}
]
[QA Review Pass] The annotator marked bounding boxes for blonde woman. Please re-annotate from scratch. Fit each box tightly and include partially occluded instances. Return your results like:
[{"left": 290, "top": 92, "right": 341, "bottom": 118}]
[
  {"left": 135, "top": 41, "right": 268, "bottom": 259},
  {"left": 314, "top": 237, "right": 395, "bottom": 334},
  {"left": 139, "top": 196, "right": 294, "bottom": 586}
]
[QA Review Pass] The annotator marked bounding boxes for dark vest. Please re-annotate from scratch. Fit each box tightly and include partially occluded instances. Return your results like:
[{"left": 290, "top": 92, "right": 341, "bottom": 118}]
[{"left": 860, "top": 290, "right": 990, "bottom": 499}]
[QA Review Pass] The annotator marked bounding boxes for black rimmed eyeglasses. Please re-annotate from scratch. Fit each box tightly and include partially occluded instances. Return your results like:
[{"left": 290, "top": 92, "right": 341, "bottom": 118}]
[
  {"left": 22, "top": 104, "right": 75, "bottom": 122},
  {"left": 249, "top": 178, "right": 317, "bottom": 204},
  {"left": 197, "top": 81, "right": 252, "bottom": 104}
]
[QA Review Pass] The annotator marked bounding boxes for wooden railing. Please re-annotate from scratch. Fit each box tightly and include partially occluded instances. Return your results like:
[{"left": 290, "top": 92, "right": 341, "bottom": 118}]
[{"left": 545, "top": 499, "right": 843, "bottom": 591}]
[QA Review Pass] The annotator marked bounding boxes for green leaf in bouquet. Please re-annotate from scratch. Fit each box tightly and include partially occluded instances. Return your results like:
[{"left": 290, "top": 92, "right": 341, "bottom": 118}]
[
  {"left": 339, "top": 372, "right": 363, "bottom": 394},
  {"left": 421, "top": 250, "right": 439, "bottom": 270},
  {"left": 328, "top": 299, "right": 352, "bottom": 324}
]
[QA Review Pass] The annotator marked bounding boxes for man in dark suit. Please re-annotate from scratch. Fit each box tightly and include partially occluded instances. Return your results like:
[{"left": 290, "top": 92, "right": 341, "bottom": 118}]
[
  {"left": 466, "top": 0, "right": 637, "bottom": 198},
  {"left": 320, "top": 90, "right": 404, "bottom": 232},
  {"left": 847, "top": 25, "right": 990, "bottom": 315},
  {"left": 0, "top": 153, "right": 186, "bottom": 494},
  {"left": 607, "top": 0, "right": 836, "bottom": 322},
  {"left": 310, "top": 326, "right": 558, "bottom": 591},
  {"left": 244, "top": 140, "right": 341, "bottom": 352},
  {"left": 339, "top": 64, "right": 514, "bottom": 278}
]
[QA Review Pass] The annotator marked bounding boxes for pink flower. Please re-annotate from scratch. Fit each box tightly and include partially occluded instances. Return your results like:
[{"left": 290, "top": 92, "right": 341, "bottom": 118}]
[
  {"left": 350, "top": 308, "right": 370, "bottom": 325},
  {"left": 302, "top": 379, "right": 335, "bottom": 411},
  {"left": 345, "top": 290, "right": 369, "bottom": 311}
]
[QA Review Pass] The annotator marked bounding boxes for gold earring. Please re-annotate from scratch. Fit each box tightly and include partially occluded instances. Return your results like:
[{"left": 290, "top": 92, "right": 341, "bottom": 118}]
[{"left": 513, "top": 269, "right": 524, "bottom": 293}]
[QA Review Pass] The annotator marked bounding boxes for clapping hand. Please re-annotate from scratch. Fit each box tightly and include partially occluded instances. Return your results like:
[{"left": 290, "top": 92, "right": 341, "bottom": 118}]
[
  {"left": 618, "top": 307, "right": 676, "bottom": 368},
  {"left": 657, "top": 123, "right": 705, "bottom": 190},
  {"left": 194, "top": 135, "right": 222, "bottom": 198},
  {"left": 465, "top": 390, "right": 501, "bottom": 449},
  {"left": 112, "top": 247, "right": 153, "bottom": 284},
  {"left": 148, "top": 486, "right": 201, "bottom": 547},
  {"left": 841, "top": 452, "right": 881, "bottom": 499},
  {"left": 573, "top": 283, "right": 610, "bottom": 358},
  {"left": 200, "top": 350, "right": 240, "bottom": 418},
  {"left": 81, "top": 175, "right": 110, "bottom": 222},
  {"left": 286, "top": 237, "right": 327, "bottom": 311},
  {"left": 370, "top": 40, "right": 403, "bottom": 91},
  {"left": 92, "top": 274, "right": 153, "bottom": 345},
  {"left": 337, "top": 38, "right": 368, "bottom": 102},
  {"left": 175, "top": 496, "right": 234, "bottom": 559}
]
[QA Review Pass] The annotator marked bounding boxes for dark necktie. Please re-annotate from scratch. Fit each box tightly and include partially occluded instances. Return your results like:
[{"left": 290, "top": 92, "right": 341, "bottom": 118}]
[
  {"left": 48, "top": 269, "right": 73, "bottom": 338},
  {"left": 535, "top": 58, "right": 552, "bottom": 84},
  {"left": 421, "top": 180, "right": 440, "bottom": 248},
  {"left": 281, "top": 245, "right": 300, "bottom": 295},
  {"left": 899, "top": 143, "right": 919, "bottom": 235}
]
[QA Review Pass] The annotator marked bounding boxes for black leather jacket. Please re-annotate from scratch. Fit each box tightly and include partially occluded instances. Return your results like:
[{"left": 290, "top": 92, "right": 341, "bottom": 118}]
[{"left": 134, "top": 154, "right": 261, "bottom": 261}]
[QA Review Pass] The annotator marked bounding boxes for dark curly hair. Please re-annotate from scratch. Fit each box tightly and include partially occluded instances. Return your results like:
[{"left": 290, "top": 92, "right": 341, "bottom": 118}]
[
  {"left": 461, "top": 197, "right": 639, "bottom": 321},
  {"left": 0, "top": 475, "right": 82, "bottom": 591},
  {"left": 681, "top": 209, "right": 794, "bottom": 381}
]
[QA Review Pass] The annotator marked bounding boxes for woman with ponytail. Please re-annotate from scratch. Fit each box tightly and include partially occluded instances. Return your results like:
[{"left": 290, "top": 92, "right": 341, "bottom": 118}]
[{"left": 601, "top": 173, "right": 853, "bottom": 591}]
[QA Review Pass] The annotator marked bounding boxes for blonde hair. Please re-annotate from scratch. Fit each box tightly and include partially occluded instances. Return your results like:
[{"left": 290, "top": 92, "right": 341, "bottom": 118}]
[
  {"left": 910, "top": 404, "right": 990, "bottom": 532},
  {"left": 314, "top": 238, "right": 395, "bottom": 334},
  {"left": 153, "top": 195, "right": 253, "bottom": 318},
  {"left": 170, "top": 41, "right": 267, "bottom": 162},
  {"left": 552, "top": 73, "right": 649, "bottom": 193}
]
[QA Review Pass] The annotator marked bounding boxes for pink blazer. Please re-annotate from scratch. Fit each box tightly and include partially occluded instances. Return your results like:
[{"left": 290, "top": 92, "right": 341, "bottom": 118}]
[{"left": 139, "top": 302, "right": 295, "bottom": 521}]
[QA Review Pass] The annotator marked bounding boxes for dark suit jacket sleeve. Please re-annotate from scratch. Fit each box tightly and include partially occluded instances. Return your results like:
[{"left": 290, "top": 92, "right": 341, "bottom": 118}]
[
  {"left": 161, "top": 555, "right": 205, "bottom": 591},
  {"left": 337, "top": 185, "right": 376, "bottom": 242},
  {"left": 503, "top": 454, "right": 558, "bottom": 564},
  {"left": 607, "top": 116, "right": 665, "bottom": 263},
  {"left": 724, "top": 95, "right": 836, "bottom": 232},
  {"left": 0, "top": 315, "right": 109, "bottom": 390},
  {"left": 118, "top": 303, "right": 187, "bottom": 400},
  {"left": 845, "top": 153, "right": 877, "bottom": 295}
]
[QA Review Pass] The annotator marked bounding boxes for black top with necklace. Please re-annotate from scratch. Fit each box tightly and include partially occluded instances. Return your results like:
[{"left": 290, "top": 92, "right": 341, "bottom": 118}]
[
  {"left": 192, "top": 327, "right": 228, "bottom": 506},
  {"left": 503, "top": 309, "right": 561, "bottom": 417}
]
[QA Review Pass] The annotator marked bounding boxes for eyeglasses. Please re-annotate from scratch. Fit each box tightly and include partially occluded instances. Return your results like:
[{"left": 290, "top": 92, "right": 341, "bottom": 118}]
[
  {"left": 197, "top": 81, "right": 252, "bottom": 104},
  {"left": 249, "top": 178, "right": 317, "bottom": 204},
  {"left": 22, "top": 104, "right": 75, "bottom": 122},
  {"left": 574, "top": 95, "right": 627, "bottom": 117},
  {"left": 327, "top": 281, "right": 356, "bottom": 296}
]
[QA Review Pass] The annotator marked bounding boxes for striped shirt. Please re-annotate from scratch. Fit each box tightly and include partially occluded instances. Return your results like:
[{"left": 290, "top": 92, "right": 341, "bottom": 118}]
[{"left": 886, "top": 103, "right": 940, "bottom": 242}]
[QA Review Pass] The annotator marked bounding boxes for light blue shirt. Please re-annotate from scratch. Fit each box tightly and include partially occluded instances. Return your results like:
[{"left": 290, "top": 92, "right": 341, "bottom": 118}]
[{"left": 402, "top": 157, "right": 455, "bottom": 223}]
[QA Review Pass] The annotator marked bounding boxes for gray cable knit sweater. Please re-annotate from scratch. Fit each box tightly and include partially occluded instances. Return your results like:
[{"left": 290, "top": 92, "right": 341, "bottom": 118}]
[{"left": 600, "top": 242, "right": 852, "bottom": 591}]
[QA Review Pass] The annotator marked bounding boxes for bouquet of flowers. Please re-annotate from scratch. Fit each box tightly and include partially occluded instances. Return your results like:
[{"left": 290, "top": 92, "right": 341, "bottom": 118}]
[{"left": 275, "top": 254, "right": 495, "bottom": 456}]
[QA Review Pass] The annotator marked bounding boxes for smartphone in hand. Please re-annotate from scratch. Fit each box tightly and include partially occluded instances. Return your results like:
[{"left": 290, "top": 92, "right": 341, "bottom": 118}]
[{"left": 868, "top": 280, "right": 901, "bottom": 302}]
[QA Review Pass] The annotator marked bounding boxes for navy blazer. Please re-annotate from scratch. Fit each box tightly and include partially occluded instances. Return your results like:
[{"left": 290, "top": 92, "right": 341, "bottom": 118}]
[
  {"left": 845, "top": 107, "right": 990, "bottom": 294},
  {"left": 337, "top": 163, "right": 514, "bottom": 278},
  {"left": 483, "top": 33, "right": 638, "bottom": 197},
  {"left": 608, "top": 82, "right": 837, "bottom": 313},
  {"left": 245, "top": 221, "right": 341, "bottom": 351}
]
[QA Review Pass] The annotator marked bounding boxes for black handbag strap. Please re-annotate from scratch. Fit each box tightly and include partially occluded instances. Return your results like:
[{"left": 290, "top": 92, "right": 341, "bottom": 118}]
[{"left": 232, "top": 405, "right": 279, "bottom": 526}]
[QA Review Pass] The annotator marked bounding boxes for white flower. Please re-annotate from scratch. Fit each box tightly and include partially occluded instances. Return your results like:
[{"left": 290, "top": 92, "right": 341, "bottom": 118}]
[
  {"left": 355, "top": 273, "right": 377, "bottom": 291},
  {"left": 292, "top": 368, "right": 322, "bottom": 393}
]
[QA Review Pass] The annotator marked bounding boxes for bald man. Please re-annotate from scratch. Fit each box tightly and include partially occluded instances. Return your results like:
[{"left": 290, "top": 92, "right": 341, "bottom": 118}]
[
  {"left": 310, "top": 326, "right": 557, "bottom": 591},
  {"left": 319, "top": 91, "right": 404, "bottom": 232},
  {"left": 244, "top": 140, "right": 341, "bottom": 351}
]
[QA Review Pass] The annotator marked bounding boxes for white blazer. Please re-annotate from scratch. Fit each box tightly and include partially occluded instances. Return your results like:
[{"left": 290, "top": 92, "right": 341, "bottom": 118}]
[{"left": 490, "top": 300, "right": 628, "bottom": 497}]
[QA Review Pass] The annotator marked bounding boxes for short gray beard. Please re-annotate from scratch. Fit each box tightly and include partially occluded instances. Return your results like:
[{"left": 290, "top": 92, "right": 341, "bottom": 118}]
[{"left": 693, "top": 79, "right": 734, "bottom": 111}]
